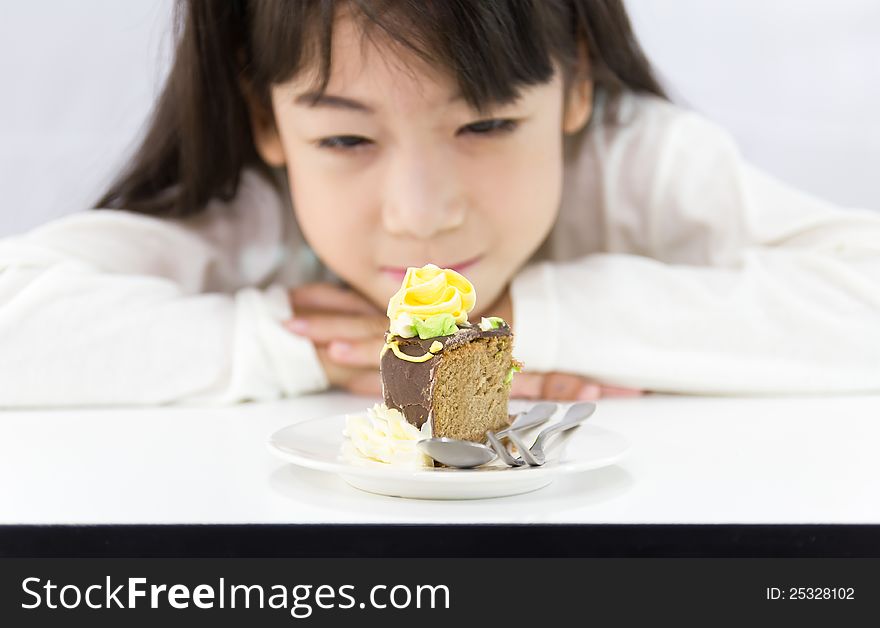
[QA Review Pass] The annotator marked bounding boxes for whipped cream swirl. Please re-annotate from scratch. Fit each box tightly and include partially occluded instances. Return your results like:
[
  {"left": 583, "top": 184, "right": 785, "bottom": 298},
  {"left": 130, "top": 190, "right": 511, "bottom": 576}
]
[{"left": 343, "top": 403, "right": 432, "bottom": 467}]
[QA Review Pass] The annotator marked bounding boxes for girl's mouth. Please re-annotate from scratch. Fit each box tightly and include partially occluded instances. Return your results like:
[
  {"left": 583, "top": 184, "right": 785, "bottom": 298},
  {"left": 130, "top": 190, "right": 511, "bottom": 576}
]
[{"left": 380, "top": 255, "right": 482, "bottom": 282}]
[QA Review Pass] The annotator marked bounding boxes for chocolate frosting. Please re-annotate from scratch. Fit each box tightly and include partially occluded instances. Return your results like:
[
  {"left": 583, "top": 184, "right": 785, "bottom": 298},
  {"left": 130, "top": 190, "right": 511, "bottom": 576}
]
[{"left": 380, "top": 321, "right": 512, "bottom": 428}]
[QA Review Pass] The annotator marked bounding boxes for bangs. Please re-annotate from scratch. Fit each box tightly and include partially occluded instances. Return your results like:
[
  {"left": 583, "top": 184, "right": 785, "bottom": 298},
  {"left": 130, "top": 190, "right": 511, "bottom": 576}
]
[
  {"left": 244, "top": 0, "right": 577, "bottom": 112},
  {"left": 96, "top": 0, "right": 664, "bottom": 216}
]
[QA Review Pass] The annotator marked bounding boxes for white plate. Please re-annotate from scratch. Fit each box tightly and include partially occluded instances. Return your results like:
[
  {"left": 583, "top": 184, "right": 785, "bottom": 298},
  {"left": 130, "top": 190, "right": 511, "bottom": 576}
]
[{"left": 267, "top": 407, "right": 630, "bottom": 500}]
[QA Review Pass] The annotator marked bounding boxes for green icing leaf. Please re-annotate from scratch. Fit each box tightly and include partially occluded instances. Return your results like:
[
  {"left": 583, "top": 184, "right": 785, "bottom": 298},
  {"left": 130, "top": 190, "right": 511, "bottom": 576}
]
[
  {"left": 504, "top": 361, "right": 522, "bottom": 385},
  {"left": 479, "top": 316, "right": 507, "bottom": 331},
  {"left": 486, "top": 316, "right": 505, "bottom": 329},
  {"left": 412, "top": 313, "right": 459, "bottom": 339}
]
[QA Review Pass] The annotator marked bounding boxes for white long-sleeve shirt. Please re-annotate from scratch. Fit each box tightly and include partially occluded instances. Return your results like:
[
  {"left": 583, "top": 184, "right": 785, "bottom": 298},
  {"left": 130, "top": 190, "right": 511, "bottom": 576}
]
[{"left": 1, "top": 91, "right": 878, "bottom": 407}]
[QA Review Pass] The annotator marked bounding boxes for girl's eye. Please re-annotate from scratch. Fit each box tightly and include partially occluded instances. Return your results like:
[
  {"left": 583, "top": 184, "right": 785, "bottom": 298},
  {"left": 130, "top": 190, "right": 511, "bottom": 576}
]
[
  {"left": 316, "top": 135, "right": 372, "bottom": 150},
  {"left": 458, "top": 118, "right": 519, "bottom": 136}
]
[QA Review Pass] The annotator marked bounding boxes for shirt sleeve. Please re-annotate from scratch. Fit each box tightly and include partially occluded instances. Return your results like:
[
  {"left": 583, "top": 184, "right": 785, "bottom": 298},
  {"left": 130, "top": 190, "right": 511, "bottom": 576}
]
[
  {"left": 511, "top": 106, "right": 880, "bottom": 395},
  {"left": 0, "top": 184, "right": 329, "bottom": 407}
]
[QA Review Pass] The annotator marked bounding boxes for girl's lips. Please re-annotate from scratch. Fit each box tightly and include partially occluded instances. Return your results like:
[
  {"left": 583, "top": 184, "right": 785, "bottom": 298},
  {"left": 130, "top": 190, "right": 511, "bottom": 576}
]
[{"left": 380, "top": 255, "right": 482, "bottom": 280}]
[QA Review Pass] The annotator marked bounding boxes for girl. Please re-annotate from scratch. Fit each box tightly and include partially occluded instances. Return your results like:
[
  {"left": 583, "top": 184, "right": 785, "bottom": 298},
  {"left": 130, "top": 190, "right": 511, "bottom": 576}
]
[{"left": 0, "top": 0, "right": 878, "bottom": 407}]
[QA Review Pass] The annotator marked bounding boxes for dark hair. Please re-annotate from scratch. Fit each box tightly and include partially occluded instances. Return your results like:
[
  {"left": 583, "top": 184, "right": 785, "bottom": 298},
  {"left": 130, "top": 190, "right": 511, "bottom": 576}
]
[{"left": 95, "top": 0, "right": 666, "bottom": 217}]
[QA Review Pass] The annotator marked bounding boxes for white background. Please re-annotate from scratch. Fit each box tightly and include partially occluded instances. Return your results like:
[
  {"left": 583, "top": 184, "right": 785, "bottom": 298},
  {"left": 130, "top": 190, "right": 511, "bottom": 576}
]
[{"left": 1, "top": 0, "right": 878, "bottom": 237}]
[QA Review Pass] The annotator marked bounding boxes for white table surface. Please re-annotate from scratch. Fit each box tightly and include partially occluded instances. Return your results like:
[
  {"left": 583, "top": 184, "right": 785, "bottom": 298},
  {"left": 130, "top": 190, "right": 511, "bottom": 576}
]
[{"left": 2, "top": 392, "right": 878, "bottom": 525}]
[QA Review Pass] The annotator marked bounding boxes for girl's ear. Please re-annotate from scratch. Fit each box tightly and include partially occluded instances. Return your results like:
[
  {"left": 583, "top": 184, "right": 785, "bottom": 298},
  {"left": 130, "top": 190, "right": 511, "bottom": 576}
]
[
  {"left": 241, "top": 80, "right": 286, "bottom": 167},
  {"left": 562, "top": 43, "right": 593, "bottom": 135}
]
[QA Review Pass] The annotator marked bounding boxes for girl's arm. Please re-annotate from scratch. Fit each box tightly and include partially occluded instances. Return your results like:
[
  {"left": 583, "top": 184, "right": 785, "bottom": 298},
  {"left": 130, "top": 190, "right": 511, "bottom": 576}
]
[
  {"left": 0, "top": 173, "right": 328, "bottom": 407},
  {"left": 511, "top": 105, "right": 880, "bottom": 395}
]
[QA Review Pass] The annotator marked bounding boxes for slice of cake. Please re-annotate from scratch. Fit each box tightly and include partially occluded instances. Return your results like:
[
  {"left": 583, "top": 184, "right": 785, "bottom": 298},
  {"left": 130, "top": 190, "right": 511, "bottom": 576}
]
[{"left": 379, "top": 264, "right": 521, "bottom": 445}]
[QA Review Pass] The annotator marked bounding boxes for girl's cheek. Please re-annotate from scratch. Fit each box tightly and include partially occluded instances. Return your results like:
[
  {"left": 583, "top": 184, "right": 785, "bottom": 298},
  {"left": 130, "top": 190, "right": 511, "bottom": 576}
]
[
  {"left": 291, "top": 160, "right": 374, "bottom": 224},
  {"left": 287, "top": 169, "right": 379, "bottom": 274},
  {"left": 469, "top": 142, "right": 562, "bottom": 257},
  {"left": 467, "top": 141, "right": 560, "bottom": 210}
]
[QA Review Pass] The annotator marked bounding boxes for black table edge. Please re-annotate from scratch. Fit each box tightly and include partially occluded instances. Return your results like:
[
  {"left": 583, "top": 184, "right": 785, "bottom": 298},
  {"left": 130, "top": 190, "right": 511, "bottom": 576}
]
[{"left": 2, "top": 523, "right": 879, "bottom": 557}]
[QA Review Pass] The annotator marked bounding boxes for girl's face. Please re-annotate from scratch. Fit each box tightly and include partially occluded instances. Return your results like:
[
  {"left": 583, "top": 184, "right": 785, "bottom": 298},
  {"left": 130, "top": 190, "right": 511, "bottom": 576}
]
[{"left": 251, "top": 14, "right": 591, "bottom": 313}]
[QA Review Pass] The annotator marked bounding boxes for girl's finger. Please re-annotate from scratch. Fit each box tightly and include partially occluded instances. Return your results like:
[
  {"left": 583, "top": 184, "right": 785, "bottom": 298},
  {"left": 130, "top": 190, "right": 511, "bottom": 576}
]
[
  {"left": 313, "top": 344, "right": 381, "bottom": 395},
  {"left": 599, "top": 385, "right": 646, "bottom": 397},
  {"left": 289, "top": 283, "right": 381, "bottom": 315},
  {"left": 345, "top": 371, "right": 383, "bottom": 397},
  {"left": 284, "top": 313, "right": 388, "bottom": 341},
  {"left": 509, "top": 372, "right": 544, "bottom": 399},
  {"left": 509, "top": 371, "right": 644, "bottom": 401},
  {"left": 510, "top": 371, "right": 590, "bottom": 401},
  {"left": 327, "top": 337, "right": 385, "bottom": 368},
  {"left": 541, "top": 372, "right": 589, "bottom": 400}
]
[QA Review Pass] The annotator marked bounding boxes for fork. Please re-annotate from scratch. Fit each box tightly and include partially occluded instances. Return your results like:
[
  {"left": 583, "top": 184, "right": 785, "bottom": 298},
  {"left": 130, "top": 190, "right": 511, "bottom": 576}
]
[
  {"left": 483, "top": 402, "right": 558, "bottom": 467},
  {"left": 486, "top": 430, "right": 526, "bottom": 467},
  {"left": 506, "top": 401, "right": 597, "bottom": 466}
]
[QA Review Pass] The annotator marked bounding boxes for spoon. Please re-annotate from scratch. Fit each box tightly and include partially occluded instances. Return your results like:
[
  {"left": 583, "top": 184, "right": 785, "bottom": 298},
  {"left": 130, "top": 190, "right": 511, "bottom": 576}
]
[
  {"left": 418, "top": 402, "right": 558, "bottom": 468},
  {"left": 494, "top": 402, "right": 557, "bottom": 440},
  {"left": 418, "top": 437, "right": 497, "bottom": 469}
]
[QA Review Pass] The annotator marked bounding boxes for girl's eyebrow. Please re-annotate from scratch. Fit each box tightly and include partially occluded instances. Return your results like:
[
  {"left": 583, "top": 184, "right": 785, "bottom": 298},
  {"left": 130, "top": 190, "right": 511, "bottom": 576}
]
[
  {"left": 294, "top": 92, "right": 375, "bottom": 113},
  {"left": 293, "top": 91, "right": 470, "bottom": 113}
]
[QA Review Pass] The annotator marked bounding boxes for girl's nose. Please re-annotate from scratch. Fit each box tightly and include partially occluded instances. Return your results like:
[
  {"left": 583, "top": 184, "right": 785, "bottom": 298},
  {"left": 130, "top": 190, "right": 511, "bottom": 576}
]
[{"left": 381, "top": 150, "right": 466, "bottom": 238}]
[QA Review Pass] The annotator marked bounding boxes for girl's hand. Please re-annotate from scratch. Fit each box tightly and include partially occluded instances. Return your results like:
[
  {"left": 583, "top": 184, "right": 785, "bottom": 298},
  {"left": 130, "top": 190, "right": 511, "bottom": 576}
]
[
  {"left": 479, "top": 286, "right": 647, "bottom": 401},
  {"left": 285, "top": 282, "right": 387, "bottom": 396},
  {"left": 285, "top": 282, "right": 648, "bottom": 400},
  {"left": 509, "top": 372, "right": 646, "bottom": 401}
]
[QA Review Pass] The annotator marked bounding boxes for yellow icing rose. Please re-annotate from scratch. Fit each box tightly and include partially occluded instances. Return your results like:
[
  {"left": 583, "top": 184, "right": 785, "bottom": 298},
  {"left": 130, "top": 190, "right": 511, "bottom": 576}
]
[{"left": 387, "top": 263, "right": 476, "bottom": 325}]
